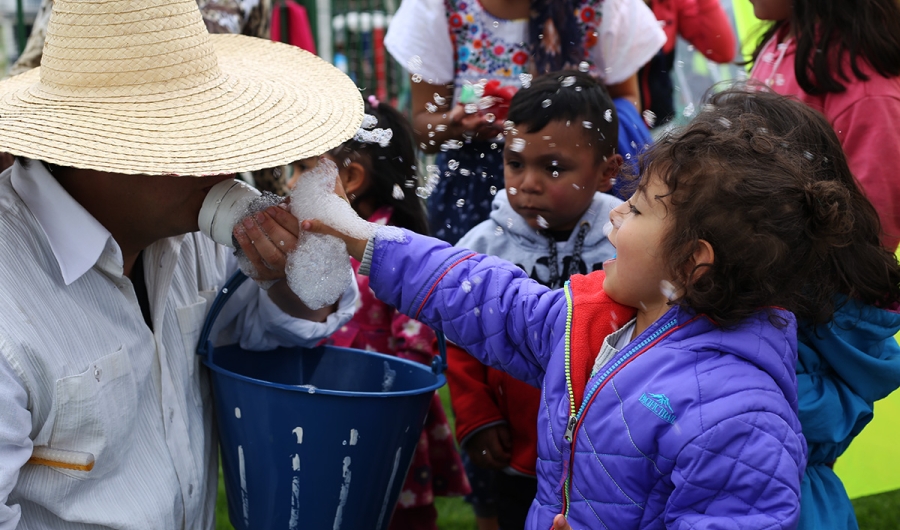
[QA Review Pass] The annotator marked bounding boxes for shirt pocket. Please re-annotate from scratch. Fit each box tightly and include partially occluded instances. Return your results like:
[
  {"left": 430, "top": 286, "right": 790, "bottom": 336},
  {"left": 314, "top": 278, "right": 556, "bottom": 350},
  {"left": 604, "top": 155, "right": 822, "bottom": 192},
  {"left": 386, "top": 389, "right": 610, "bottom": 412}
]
[
  {"left": 176, "top": 292, "right": 214, "bottom": 407},
  {"left": 49, "top": 346, "right": 137, "bottom": 480}
]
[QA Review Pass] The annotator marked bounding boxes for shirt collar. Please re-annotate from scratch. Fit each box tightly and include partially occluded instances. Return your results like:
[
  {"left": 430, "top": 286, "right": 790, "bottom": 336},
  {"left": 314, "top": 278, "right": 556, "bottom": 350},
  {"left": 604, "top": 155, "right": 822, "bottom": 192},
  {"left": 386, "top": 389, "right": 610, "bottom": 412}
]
[{"left": 11, "top": 159, "right": 115, "bottom": 285}]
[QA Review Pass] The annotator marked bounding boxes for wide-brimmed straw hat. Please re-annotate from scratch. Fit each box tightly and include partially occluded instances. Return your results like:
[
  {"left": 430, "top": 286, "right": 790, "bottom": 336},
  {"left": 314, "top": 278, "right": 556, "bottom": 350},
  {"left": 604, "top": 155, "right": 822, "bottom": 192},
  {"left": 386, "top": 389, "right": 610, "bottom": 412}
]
[{"left": 0, "top": 0, "right": 364, "bottom": 176}]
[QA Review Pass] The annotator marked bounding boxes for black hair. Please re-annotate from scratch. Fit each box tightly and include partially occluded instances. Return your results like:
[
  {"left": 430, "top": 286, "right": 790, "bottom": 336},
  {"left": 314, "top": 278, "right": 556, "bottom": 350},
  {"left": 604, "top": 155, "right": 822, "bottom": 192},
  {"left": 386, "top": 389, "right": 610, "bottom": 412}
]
[
  {"left": 329, "top": 101, "right": 429, "bottom": 235},
  {"left": 629, "top": 85, "right": 900, "bottom": 327},
  {"left": 750, "top": 0, "right": 900, "bottom": 94},
  {"left": 506, "top": 69, "right": 618, "bottom": 159}
]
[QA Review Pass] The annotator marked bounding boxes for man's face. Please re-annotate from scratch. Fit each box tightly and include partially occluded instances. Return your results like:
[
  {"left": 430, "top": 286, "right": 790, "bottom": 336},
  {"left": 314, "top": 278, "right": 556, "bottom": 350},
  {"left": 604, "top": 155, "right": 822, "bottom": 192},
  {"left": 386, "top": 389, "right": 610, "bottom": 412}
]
[{"left": 59, "top": 167, "right": 235, "bottom": 242}]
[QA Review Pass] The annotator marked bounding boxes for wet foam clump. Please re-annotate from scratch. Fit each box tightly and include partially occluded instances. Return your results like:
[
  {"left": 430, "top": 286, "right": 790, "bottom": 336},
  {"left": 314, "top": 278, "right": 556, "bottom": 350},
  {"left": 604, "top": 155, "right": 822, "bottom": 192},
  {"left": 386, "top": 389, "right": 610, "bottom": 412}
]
[
  {"left": 233, "top": 191, "right": 290, "bottom": 289},
  {"left": 287, "top": 158, "right": 403, "bottom": 309}
]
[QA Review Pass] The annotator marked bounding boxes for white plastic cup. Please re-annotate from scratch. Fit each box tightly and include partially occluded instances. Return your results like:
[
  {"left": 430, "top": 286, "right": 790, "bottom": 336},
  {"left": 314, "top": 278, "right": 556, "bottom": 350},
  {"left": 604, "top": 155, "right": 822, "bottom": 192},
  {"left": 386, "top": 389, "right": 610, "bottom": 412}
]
[{"left": 198, "top": 179, "right": 262, "bottom": 247}]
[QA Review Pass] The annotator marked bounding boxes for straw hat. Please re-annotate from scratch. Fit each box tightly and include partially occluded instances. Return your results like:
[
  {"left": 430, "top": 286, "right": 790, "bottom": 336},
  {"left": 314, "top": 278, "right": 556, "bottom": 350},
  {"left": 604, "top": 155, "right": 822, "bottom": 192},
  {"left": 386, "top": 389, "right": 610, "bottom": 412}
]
[{"left": 0, "top": 0, "right": 364, "bottom": 176}]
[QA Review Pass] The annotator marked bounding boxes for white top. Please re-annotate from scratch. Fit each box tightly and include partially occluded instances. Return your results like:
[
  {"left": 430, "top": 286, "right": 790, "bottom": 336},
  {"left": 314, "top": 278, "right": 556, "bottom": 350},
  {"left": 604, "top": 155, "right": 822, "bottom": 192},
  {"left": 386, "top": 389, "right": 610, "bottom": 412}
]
[
  {"left": 0, "top": 160, "right": 358, "bottom": 529},
  {"left": 385, "top": 0, "right": 666, "bottom": 87},
  {"left": 591, "top": 318, "right": 636, "bottom": 377}
]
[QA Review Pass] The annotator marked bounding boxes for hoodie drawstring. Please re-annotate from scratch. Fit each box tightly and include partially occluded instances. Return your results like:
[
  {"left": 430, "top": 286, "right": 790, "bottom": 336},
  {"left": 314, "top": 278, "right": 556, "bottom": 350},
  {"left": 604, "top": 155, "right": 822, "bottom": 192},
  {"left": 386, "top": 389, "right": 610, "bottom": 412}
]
[{"left": 545, "top": 222, "right": 590, "bottom": 289}]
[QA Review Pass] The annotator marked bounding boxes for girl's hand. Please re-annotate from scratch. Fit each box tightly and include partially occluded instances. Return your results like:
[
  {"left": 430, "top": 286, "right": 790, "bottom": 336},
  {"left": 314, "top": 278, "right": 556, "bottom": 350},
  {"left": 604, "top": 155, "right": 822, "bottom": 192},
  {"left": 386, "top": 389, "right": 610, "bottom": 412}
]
[
  {"left": 233, "top": 204, "right": 302, "bottom": 282},
  {"left": 300, "top": 219, "right": 368, "bottom": 262},
  {"left": 552, "top": 514, "right": 573, "bottom": 530},
  {"left": 449, "top": 103, "right": 503, "bottom": 141}
]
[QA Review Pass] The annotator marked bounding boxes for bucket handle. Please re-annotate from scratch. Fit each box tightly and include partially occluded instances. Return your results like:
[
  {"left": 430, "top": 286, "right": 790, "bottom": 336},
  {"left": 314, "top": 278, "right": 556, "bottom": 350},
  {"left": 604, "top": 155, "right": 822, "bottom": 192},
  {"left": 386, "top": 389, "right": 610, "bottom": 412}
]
[
  {"left": 196, "top": 270, "right": 448, "bottom": 376},
  {"left": 196, "top": 270, "right": 250, "bottom": 361}
]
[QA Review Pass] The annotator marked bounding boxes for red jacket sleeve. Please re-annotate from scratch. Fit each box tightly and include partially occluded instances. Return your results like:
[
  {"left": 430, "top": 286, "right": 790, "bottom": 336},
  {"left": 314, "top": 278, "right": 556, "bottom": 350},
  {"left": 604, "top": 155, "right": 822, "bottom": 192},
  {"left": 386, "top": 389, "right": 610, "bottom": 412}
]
[
  {"left": 444, "top": 341, "right": 505, "bottom": 446},
  {"left": 677, "top": 0, "right": 736, "bottom": 63}
]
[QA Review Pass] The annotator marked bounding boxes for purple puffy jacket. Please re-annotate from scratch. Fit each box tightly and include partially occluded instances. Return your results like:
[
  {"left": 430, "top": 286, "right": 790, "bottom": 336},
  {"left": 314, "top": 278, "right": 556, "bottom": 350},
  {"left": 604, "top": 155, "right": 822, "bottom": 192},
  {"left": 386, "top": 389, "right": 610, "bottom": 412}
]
[{"left": 368, "top": 230, "right": 806, "bottom": 529}]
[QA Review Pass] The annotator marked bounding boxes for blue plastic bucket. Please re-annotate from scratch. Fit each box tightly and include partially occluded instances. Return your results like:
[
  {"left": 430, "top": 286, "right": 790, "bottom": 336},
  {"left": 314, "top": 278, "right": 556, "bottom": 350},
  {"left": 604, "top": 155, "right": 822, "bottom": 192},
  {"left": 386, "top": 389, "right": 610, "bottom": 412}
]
[{"left": 197, "top": 272, "right": 447, "bottom": 530}]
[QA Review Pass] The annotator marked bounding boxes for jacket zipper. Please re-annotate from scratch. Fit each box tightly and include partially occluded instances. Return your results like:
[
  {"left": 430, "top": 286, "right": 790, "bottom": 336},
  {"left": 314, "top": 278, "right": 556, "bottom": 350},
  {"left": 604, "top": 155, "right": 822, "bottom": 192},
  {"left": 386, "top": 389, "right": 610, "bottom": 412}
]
[{"left": 560, "top": 317, "right": 680, "bottom": 518}]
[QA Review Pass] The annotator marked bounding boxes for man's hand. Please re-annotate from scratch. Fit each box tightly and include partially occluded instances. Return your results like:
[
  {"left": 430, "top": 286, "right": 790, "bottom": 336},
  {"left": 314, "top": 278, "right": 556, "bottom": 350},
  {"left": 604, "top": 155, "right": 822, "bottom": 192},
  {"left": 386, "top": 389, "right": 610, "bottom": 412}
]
[{"left": 232, "top": 203, "right": 300, "bottom": 283}]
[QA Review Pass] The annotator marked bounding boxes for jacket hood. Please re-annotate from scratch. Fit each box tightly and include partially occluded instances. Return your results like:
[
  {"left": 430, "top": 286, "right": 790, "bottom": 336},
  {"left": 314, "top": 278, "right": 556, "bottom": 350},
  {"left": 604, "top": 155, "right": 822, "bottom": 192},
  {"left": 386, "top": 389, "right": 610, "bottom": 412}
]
[{"left": 798, "top": 298, "right": 900, "bottom": 403}]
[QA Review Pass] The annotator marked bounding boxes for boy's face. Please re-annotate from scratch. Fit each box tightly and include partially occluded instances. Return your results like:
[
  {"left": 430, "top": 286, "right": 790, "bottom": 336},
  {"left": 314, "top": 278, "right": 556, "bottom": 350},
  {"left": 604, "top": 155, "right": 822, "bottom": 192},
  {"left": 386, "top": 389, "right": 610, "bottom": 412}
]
[{"left": 503, "top": 120, "right": 613, "bottom": 232}]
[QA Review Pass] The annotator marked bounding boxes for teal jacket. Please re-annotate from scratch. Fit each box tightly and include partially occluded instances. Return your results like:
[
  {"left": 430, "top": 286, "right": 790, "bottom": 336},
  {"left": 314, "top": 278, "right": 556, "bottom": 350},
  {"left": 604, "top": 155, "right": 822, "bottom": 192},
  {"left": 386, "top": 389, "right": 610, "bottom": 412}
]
[{"left": 796, "top": 298, "right": 900, "bottom": 529}]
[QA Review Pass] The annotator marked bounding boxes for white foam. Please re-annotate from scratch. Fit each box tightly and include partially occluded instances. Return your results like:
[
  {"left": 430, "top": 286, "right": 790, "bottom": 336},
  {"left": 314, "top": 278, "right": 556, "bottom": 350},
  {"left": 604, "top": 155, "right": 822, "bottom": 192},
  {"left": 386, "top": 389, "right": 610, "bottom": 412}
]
[{"left": 287, "top": 159, "right": 378, "bottom": 309}]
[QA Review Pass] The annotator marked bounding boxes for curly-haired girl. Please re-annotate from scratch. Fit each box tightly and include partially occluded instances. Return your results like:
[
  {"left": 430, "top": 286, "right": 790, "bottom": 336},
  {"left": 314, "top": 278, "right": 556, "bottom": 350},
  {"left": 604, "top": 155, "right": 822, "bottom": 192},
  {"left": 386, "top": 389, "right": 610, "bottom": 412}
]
[{"left": 297, "top": 87, "right": 878, "bottom": 529}]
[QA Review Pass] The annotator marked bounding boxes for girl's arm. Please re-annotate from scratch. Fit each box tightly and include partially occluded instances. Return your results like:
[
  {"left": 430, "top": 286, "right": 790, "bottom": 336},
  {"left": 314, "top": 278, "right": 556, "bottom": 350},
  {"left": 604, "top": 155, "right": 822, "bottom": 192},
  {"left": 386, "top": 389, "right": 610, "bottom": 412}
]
[
  {"left": 606, "top": 74, "right": 642, "bottom": 111},
  {"left": 302, "top": 220, "right": 564, "bottom": 385}
]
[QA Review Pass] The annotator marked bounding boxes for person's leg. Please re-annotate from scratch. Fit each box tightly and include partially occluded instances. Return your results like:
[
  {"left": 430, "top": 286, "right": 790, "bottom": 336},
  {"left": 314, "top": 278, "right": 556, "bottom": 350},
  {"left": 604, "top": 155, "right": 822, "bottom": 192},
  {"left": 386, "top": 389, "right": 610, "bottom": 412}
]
[
  {"left": 495, "top": 472, "right": 539, "bottom": 530},
  {"left": 388, "top": 504, "right": 439, "bottom": 530},
  {"left": 460, "top": 450, "right": 500, "bottom": 530}
]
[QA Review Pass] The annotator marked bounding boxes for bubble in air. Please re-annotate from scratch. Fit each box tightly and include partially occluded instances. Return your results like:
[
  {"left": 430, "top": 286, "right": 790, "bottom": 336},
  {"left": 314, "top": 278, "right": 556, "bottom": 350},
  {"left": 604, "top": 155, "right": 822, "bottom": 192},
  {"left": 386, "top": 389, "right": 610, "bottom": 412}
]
[
  {"left": 485, "top": 113, "right": 496, "bottom": 123},
  {"left": 456, "top": 198, "right": 466, "bottom": 208},
  {"left": 461, "top": 280, "right": 472, "bottom": 293},
  {"left": 507, "top": 187, "right": 518, "bottom": 195},
  {"left": 602, "top": 221, "right": 613, "bottom": 237},
  {"left": 578, "top": 61, "right": 590, "bottom": 72},
  {"left": 718, "top": 117, "right": 732, "bottom": 128},
  {"left": 561, "top": 75, "right": 576, "bottom": 87},
  {"left": 682, "top": 103, "right": 695, "bottom": 118},
  {"left": 425, "top": 102, "right": 438, "bottom": 113},
  {"left": 509, "top": 138, "right": 526, "bottom": 152},
  {"left": 582, "top": 121, "right": 593, "bottom": 129},
  {"left": 604, "top": 109, "right": 613, "bottom": 122},
  {"left": 536, "top": 215, "right": 549, "bottom": 229},
  {"left": 489, "top": 185, "right": 497, "bottom": 195},
  {"left": 642, "top": 109, "right": 657, "bottom": 128},
  {"left": 433, "top": 93, "right": 446, "bottom": 106},
  {"left": 411, "top": 73, "right": 422, "bottom": 83},
  {"left": 659, "top": 280, "right": 678, "bottom": 301},
  {"left": 494, "top": 226, "right": 504, "bottom": 236},
  {"left": 519, "top": 73, "right": 533, "bottom": 88},
  {"left": 541, "top": 99, "right": 552, "bottom": 108},
  {"left": 392, "top": 184, "right": 405, "bottom": 200},
  {"left": 448, "top": 159, "right": 460, "bottom": 170}
]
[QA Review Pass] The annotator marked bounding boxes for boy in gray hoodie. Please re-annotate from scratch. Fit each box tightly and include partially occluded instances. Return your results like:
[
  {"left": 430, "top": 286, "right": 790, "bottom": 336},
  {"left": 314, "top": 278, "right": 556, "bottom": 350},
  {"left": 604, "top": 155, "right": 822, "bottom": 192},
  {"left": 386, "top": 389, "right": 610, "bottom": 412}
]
[{"left": 447, "top": 70, "right": 625, "bottom": 529}]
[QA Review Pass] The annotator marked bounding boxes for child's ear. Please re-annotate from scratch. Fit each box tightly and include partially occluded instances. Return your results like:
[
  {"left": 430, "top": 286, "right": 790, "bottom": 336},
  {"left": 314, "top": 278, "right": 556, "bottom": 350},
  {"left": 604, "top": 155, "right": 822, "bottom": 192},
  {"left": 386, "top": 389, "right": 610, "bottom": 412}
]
[
  {"left": 596, "top": 153, "right": 624, "bottom": 193},
  {"left": 340, "top": 160, "right": 370, "bottom": 198},
  {"left": 687, "top": 239, "right": 715, "bottom": 278}
]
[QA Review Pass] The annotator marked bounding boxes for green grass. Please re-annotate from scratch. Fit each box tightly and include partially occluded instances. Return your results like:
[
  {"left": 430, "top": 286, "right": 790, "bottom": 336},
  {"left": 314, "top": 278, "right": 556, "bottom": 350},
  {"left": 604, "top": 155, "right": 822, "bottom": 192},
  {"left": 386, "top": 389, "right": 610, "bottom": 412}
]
[{"left": 214, "top": 385, "right": 900, "bottom": 529}]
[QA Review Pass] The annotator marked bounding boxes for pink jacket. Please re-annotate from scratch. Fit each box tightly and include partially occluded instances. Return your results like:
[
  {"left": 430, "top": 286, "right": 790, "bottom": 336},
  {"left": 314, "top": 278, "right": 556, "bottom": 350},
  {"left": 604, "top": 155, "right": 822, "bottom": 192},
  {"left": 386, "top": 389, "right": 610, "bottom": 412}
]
[
  {"left": 751, "top": 28, "right": 900, "bottom": 250},
  {"left": 649, "top": 0, "right": 735, "bottom": 61}
]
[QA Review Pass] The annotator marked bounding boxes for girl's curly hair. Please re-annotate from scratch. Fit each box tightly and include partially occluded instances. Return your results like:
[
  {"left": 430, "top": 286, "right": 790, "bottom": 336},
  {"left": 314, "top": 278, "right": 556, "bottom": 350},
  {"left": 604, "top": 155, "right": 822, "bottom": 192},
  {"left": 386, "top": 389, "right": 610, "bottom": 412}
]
[{"left": 623, "top": 86, "right": 900, "bottom": 327}]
